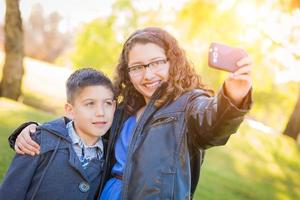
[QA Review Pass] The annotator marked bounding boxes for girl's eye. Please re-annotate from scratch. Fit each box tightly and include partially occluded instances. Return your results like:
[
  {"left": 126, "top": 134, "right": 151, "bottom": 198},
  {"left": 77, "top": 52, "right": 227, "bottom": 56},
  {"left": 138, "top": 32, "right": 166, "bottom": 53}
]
[
  {"left": 152, "top": 60, "right": 160, "bottom": 66},
  {"left": 150, "top": 59, "right": 166, "bottom": 67},
  {"left": 130, "top": 65, "right": 143, "bottom": 72}
]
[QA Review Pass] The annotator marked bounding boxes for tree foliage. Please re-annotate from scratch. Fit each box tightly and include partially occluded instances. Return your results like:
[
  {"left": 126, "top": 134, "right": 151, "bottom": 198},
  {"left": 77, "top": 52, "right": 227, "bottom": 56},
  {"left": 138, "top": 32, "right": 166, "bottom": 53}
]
[
  {"left": 71, "top": 17, "right": 121, "bottom": 76},
  {"left": 71, "top": 0, "right": 166, "bottom": 76}
]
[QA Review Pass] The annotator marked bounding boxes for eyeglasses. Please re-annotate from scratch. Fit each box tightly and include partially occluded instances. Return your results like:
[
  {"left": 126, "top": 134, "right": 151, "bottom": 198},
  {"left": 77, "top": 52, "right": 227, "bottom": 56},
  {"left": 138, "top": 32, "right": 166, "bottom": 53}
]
[{"left": 128, "top": 58, "right": 168, "bottom": 77}]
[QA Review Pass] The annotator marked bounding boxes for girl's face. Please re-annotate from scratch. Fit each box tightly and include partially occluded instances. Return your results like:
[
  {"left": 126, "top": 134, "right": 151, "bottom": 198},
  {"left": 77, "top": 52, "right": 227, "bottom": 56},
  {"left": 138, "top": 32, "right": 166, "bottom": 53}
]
[{"left": 127, "top": 43, "right": 170, "bottom": 103}]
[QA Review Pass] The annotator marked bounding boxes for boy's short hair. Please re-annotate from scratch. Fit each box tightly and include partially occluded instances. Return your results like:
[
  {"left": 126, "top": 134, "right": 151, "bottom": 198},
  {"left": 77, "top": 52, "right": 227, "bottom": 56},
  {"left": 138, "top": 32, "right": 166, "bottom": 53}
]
[{"left": 66, "top": 68, "right": 115, "bottom": 103}]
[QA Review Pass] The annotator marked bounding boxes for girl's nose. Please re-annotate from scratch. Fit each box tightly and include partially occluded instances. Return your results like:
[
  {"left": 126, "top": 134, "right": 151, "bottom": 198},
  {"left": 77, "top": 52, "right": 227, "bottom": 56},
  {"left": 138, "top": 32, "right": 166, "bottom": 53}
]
[{"left": 143, "top": 67, "right": 156, "bottom": 79}]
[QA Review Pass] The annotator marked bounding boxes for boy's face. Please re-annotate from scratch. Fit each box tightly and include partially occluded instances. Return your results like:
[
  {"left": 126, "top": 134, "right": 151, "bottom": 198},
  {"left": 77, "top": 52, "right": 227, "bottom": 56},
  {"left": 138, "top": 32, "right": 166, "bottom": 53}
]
[{"left": 65, "top": 85, "right": 116, "bottom": 145}]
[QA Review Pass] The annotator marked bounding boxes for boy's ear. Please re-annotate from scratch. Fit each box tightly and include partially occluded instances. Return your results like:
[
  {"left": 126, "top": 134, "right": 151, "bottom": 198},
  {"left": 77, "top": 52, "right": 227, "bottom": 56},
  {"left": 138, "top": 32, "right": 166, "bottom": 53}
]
[{"left": 64, "top": 103, "right": 74, "bottom": 120}]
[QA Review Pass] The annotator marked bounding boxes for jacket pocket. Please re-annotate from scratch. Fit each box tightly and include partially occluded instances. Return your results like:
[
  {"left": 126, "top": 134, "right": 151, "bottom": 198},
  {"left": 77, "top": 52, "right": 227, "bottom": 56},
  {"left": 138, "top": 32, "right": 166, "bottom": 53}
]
[
  {"left": 150, "top": 116, "right": 177, "bottom": 127},
  {"left": 160, "top": 172, "right": 175, "bottom": 200}
]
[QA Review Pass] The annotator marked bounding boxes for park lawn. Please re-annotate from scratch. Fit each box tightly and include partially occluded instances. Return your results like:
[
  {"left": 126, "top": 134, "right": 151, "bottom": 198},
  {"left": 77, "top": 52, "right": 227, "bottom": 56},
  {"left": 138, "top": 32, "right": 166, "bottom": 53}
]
[
  {"left": 0, "top": 98, "right": 56, "bottom": 179},
  {"left": 0, "top": 51, "right": 71, "bottom": 115},
  {"left": 195, "top": 123, "right": 300, "bottom": 200},
  {"left": 1, "top": 99, "right": 300, "bottom": 199}
]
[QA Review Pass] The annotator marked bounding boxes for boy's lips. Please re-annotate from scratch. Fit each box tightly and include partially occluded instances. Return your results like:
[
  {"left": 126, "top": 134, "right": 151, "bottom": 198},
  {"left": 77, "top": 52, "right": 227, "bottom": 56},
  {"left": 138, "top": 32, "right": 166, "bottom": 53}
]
[{"left": 92, "top": 121, "right": 107, "bottom": 127}]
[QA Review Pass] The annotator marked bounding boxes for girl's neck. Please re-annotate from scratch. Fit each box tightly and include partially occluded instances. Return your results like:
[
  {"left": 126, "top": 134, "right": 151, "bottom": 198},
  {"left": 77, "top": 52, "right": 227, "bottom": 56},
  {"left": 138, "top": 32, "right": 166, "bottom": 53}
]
[{"left": 136, "top": 106, "right": 146, "bottom": 122}]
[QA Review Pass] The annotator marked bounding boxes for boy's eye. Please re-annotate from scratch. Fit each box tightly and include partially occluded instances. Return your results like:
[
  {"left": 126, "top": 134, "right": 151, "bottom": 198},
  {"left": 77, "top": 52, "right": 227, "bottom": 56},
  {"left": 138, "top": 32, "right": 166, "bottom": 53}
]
[
  {"left": 104, "top": 100, "right": 115, "bottom": 106},
  {"left": 86, "top": 102, "right": 94, "bottom": 106}
]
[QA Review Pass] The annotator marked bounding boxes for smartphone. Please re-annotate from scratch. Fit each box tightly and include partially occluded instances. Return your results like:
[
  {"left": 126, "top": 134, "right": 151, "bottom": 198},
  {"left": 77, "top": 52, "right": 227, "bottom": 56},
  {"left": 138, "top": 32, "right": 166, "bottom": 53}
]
[{"left": 208, "top": 42, "right": 248, "bottom": 72}]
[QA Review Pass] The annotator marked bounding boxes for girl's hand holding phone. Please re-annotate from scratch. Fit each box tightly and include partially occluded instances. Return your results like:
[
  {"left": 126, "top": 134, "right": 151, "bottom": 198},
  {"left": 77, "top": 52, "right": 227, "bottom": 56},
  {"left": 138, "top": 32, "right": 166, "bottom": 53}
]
[
  {"left": 224, "top": 56, "right": 252, "bottom": 107},
  {"left": 208, "top": 42, "right": 252, "bottom": 107}
]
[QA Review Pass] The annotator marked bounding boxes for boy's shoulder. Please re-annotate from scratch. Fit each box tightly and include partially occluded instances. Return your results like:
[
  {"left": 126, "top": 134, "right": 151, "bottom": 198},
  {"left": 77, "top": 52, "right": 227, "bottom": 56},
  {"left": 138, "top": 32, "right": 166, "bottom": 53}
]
[{"left": 35, "top": 117, "right": 71, "bottom": 154}]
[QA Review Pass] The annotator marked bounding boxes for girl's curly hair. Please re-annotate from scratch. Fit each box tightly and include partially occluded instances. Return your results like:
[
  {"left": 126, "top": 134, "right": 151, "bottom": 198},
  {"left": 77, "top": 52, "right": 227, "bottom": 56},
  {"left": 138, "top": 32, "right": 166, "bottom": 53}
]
[{"left": 114, "top": 27, "right": 213, "bottom": 115}]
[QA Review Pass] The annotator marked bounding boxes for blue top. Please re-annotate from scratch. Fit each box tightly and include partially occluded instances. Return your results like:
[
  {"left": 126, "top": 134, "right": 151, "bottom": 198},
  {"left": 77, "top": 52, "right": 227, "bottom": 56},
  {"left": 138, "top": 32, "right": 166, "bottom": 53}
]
[
  {"left": 100, "top": 115, "right": 136, "bottom": 200},
  {"left": 111, "top": 115, "right": 136, "bottom": 175}
]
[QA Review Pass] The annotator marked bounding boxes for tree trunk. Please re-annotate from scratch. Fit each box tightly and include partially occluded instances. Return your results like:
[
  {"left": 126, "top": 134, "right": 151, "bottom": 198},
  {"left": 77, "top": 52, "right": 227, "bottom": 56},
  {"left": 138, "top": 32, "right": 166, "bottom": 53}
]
[
  {"left": 283, "top": 86, "right": 300, "bottom": 141},
  {"left": 0, "top": 0, "right": 24, "bottom": 100}
]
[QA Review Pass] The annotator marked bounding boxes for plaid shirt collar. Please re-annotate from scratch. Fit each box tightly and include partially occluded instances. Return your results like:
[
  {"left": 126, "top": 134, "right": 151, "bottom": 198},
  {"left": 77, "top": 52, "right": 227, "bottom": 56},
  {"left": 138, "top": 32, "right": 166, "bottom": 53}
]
[{"left": 66, "top": 121, "right": 103, "bottom": 153}]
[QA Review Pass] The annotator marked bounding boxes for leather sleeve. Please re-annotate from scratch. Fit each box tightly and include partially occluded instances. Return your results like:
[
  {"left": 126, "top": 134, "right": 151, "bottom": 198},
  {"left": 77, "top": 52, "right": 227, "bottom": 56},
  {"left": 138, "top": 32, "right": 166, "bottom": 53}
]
[
  {"left": 8, "top": 121, "right": 39, "bottom": 150},
  {"left": 186, "top": 86, "right": 253, "bottom": 149}
]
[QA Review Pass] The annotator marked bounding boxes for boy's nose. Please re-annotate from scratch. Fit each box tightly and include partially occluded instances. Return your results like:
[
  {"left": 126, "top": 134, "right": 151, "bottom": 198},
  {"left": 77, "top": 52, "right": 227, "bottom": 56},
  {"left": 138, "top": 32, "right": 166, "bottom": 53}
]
[{"left": 95, "top": 105, "right": 105, "bottom": 116}]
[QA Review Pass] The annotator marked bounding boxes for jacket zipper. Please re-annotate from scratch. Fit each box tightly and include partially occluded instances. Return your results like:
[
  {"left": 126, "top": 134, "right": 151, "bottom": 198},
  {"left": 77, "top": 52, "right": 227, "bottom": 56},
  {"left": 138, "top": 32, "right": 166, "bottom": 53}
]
[
  {"left": 121, "top": 83, "right": 167, "bottom": 199},
  {"left": 121, "top": 103, "right": 155, "bottom": 199},
  {"left": 150, "top": 116, "right": 177, "bottom": 127}
]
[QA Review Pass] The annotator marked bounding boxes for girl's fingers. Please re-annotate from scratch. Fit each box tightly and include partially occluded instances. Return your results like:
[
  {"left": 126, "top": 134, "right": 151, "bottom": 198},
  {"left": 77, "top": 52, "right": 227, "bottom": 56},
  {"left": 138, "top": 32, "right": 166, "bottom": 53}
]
[
  {"left": 15, "top": 144, "right": 25, "bottom": 155},
  {"left": 23, "top": 131, "right": 40, "bottom": 152},
  {"left": 28, "top": 124, "right": 37, "bottom": 133},
  {"left": 237, "top": 56, "right": 252, "bottom": 67},
  {"left": 233, "top": 65, "right": 252, "bottom": 76},
  {"left": 19, "top": 133, "right": 40, "bottom": 154},
  {"left": 231, "top": 74, "right": 252, "bottom": 83},
  {"left": 17, "top": 124, "right": 40, "bottom": 154},
  {"left": 16, "top": 139, "right": 35, "bottom": 156}
]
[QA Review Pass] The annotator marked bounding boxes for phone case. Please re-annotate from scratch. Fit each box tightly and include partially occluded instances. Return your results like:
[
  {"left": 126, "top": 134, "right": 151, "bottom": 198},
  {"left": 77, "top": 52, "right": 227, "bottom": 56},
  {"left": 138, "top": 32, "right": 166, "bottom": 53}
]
[{"left": 208, "top": 42, "right": 248, "bottom": 72}]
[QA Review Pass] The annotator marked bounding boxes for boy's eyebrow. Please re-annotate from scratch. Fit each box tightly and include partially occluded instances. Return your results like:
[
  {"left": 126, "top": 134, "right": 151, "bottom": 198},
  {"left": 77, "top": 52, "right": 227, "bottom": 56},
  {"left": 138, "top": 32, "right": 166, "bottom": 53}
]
[
  {"left": 82, "top": 97, "right": 114, "bottom": 102},
  {"left": 103, "top": 98, "right": 115, "bottom": 101},
  {"left": 129, "top": 56, "right": 165, "bottom": 66},
  {"left": 82, "top": 98, "right": 94, "bottom": 102}
]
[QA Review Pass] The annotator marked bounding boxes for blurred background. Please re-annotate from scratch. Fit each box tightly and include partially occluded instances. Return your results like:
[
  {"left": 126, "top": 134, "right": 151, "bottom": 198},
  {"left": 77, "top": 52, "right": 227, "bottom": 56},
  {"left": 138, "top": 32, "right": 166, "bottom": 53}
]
[{"left": 0, "top": 0, "right": 299, "bottom": 199}]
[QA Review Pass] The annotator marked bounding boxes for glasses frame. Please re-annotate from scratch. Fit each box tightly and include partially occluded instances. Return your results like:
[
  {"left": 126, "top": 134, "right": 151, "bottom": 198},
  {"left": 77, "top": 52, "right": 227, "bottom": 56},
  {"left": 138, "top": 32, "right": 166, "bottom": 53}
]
[{"left": 128, "top": 58, "right": 169, "bottom": 77}]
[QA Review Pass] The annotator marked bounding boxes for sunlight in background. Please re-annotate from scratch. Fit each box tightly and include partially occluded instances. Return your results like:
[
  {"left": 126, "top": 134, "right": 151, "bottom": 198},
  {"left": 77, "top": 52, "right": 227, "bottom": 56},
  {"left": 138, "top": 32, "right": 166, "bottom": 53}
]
[
  {"left": 225, "top": 0, "right": 300, "bottom": 84},
  {"left": 246, "top": 119, "right": 274, "bottom": 134},
  {"left": 259, "top": 8, "right": 300, "bottom": 83},
  {"left": 0, "top": 0, "right": 189, "bottom": 32},
  {"left": 133, "top": 0, "right": 188, "bottom": 12},
  {"left": 0, "top": 0, "right": 4, "bottom": 23},
  {"left": 217, "top": 0, "right": 236, "bottom": 12},
  {"left": 235, "top": 1, "right": 259, "bottom": 25},
  {"left": 0, "top": 0, "right": 113, "bottom": 32}
]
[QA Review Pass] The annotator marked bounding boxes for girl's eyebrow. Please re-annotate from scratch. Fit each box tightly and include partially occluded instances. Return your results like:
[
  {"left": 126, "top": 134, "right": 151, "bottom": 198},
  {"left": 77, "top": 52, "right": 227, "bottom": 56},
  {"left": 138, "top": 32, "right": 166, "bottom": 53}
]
[{"left": 129, "top": 56, "right": 165, "bottom": 66}]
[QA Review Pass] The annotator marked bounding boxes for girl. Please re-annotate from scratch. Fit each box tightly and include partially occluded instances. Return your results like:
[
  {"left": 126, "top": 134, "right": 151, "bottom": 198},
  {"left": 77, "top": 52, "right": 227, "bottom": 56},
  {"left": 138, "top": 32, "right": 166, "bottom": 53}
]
[{"left": 10, "top": 27, "right": 252, "bottom": 199}]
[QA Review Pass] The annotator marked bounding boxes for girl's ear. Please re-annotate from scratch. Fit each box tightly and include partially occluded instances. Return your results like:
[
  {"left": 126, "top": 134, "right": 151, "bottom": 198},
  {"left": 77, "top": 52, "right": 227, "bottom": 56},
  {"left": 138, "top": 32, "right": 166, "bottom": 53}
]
[{"left": 64, "top": 103, "right": 74, "bottom": 120}]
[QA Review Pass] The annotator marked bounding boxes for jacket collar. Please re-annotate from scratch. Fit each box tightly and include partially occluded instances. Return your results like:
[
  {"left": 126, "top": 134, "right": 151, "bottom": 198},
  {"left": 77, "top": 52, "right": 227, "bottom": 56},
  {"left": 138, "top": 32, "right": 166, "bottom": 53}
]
[{"left": 39, "top": 117, "right": 72, "bottom": 143}]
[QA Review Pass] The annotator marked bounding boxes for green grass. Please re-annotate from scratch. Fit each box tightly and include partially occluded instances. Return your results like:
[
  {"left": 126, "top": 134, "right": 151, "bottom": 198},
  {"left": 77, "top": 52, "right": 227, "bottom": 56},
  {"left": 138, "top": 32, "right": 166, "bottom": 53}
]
[
  {"left": 0, "top": 98, "right": 56, "bottom": 180},
  {"left": 195, "top": 124, "right": 300, "bottom": 200},
  {"left": 0, "top": 98, "right": 299, "bottom": 199}
]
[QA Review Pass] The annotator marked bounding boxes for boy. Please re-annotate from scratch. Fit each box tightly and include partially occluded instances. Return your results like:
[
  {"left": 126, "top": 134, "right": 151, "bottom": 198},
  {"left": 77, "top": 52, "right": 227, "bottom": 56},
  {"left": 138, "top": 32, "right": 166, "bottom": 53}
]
[{"left": 0, "top": 68, "right": 116, "bottom": 200}]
